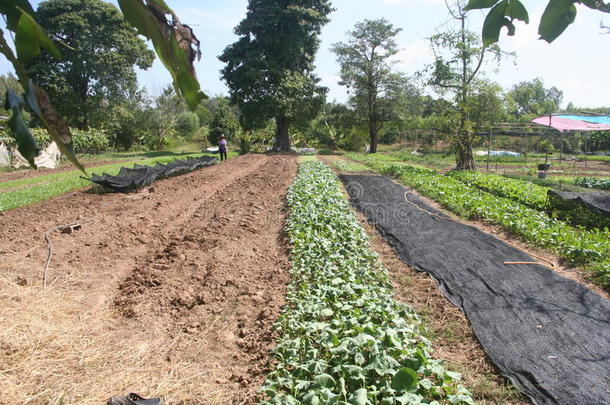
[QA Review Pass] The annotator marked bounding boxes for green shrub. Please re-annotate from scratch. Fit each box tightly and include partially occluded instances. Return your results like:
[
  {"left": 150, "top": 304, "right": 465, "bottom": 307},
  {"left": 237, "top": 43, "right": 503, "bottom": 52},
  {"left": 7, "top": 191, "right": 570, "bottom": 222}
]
[
  {"left": 317, "top": 148, "right": 336, "bottom": 155},
  {"left": 175, "top": 111, "right": 200, "bottom": 138},
  {"left": 31, "top": 127, "right": 110, "bottom": 153},
  {"left": 573, "top": 177, "right": 610, "bottom": 190}
]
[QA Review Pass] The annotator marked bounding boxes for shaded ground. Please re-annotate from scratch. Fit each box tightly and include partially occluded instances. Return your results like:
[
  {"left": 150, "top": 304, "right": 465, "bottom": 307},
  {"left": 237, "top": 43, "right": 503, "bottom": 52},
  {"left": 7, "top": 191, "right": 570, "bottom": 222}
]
[{"left": 0, "top": 154, "right": 296, "bottom": 404}]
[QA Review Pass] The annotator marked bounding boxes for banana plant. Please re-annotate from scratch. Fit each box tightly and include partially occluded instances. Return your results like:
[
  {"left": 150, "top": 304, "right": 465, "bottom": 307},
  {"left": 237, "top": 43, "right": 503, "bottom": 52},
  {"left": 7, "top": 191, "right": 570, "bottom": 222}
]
[{"left": 0, "top": 0, "right": 204, "bottom": 172}]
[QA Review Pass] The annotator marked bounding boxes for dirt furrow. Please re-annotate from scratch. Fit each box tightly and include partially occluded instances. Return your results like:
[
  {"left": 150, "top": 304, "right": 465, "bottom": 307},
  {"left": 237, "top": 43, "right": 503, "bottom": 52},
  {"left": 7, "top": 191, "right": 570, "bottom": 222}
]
[
  {"left": 113, "top": 155, "right": 296, "bottom": 403},
  {"left": 0, "top": 154, "right": 266, "bottom": 301},
  {"left": 0, "top": 154, "right": 296, "bottom": 404}
]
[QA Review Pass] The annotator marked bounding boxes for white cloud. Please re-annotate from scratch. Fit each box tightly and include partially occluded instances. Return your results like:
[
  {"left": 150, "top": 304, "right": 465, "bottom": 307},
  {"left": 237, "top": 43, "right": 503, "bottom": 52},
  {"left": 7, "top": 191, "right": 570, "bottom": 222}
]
[
  {"left": 379, "top": 0, "right": 444, "bottom": 4},
  {"left": 394, "top": 39, "right": 434, "bottom": 73}
]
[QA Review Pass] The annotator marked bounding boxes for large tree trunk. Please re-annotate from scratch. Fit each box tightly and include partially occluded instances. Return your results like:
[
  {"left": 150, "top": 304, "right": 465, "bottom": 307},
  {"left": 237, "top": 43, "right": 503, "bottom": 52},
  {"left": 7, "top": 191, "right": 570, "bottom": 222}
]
[
  {"left": 454, "top": 128, "right": 476, "bottom": 170},
  {"left": 273, "top": 116, "right": 291, "bottom": 152},
  {"left": 454, "top": 15, "right": 475, "bottom": 171},
  {"left": 368, "top": 118, "right": 378, "bottom": 153}
]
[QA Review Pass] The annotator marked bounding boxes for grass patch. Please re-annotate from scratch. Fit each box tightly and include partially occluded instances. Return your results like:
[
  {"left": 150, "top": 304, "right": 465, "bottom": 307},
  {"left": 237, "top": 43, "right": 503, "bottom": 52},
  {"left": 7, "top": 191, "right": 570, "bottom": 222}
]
[{"left": 331, "top": 159, "right": 370, "bottom": 172}]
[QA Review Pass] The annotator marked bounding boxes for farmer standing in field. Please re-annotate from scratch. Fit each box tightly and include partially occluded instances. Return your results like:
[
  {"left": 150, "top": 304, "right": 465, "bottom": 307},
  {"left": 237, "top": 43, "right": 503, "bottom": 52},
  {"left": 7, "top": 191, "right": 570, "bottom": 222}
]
[{"left": 219, "top": 135, "right": 228, "bottom": 162}]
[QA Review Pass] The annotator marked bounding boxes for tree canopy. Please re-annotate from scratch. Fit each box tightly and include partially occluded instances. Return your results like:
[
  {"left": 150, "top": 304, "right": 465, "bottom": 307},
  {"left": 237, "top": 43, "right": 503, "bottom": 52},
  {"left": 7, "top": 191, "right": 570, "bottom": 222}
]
[
  {"left": 331, "top": 18, "right": 403, "bottom": 153},
  {"left": 426, "top": 1, "right": 506, "bottom": 170},
  {"left": 506, "top": 78, "right": 563, "bottom": 119},
  {"left": 219, "top": 0, "right": 333, "bottom": 151}
]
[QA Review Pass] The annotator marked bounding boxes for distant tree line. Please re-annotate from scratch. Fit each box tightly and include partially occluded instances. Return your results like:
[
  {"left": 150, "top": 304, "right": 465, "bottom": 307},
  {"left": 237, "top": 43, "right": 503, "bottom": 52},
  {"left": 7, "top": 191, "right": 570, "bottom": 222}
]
[{"left": 2, "top": 0, "right": 608, "bottom": 165}]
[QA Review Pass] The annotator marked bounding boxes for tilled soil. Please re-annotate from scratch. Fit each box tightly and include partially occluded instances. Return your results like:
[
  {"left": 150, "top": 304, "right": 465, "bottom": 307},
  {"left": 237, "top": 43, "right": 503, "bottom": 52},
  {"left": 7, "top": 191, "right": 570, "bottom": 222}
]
[{"left": 0, "top": 154, "right": 296, "bottom": 404}]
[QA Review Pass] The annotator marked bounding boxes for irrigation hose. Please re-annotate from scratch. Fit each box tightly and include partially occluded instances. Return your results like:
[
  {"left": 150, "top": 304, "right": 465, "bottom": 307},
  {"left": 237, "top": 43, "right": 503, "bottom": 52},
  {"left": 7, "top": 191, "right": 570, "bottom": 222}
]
[{"left": 404, "top": 192, "right": 556, "bottom": 270}]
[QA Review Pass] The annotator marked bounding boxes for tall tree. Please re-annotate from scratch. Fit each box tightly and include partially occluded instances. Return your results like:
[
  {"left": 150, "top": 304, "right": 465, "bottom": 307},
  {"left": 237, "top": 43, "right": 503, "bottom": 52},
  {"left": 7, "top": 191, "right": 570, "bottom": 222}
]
[
  {"left": 506, "top": 78, "right": 563, "bottom": 119},
  {"left": 427, "top": 1, "right": 504, "bottom": 170},
  {"left": 331, "top": 18, "right": 402, "bottom": 153},
  {"left": 219, "top": 0, "right": 333, "bottom": 152},
  {"left": 27, "top": 0, "right": 155, "bottom": 130}
]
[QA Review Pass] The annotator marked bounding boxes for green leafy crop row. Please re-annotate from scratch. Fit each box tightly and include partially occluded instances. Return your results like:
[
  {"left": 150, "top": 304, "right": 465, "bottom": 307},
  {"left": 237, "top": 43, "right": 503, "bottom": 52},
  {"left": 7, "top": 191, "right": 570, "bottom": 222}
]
[
  {"left": 447, "top": 171, "right": 550, "bottom": 211},
  {"left": 446, "top": 171, "right": 610, "bottom": 231},
  {"left": 263, "top": 161, "right": 473, "bottom": 404},
  {"left": 573, "top": 177, "right": 610, "bottom": 191},
  {"left": 347, "top": 154, "right": 610, "bottom": 289}
]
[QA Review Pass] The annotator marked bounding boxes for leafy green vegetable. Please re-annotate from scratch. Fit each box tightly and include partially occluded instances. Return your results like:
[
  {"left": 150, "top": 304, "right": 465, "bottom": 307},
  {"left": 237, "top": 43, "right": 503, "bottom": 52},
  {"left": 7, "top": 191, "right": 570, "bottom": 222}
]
[
  {"left": 573, "top": 177, "right": 610, "bottom": 191},
  {"left": 263, "top": 160, "right": 473, "bottom": 404}
]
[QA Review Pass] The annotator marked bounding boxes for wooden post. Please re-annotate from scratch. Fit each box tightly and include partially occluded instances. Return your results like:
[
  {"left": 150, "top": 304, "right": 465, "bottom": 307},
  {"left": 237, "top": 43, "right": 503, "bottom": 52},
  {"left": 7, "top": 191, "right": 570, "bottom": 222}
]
[
  {"left": 544, "top": 132, "right": 549, "bottom": 167},
  {"left": 487, "top": 129, "right": 492, "bottom": 172},
  {"left": 523, "top": 132, "right": 529, "bottom": 166},
  {"left": 585, "top": 132, "right": 588, "bottom": 168}
]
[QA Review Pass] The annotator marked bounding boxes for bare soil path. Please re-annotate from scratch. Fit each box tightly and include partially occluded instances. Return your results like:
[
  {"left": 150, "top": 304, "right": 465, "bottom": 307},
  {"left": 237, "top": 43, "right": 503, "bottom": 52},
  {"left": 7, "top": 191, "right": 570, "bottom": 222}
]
[{"left": 0, "top": 154, "right": 296, "bottom": 404}]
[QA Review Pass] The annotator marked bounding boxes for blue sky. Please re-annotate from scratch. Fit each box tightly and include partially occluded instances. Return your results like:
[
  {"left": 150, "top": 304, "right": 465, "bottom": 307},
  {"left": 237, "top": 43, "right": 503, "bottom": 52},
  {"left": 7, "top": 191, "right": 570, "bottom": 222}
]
[{"left": 2, "top": 0, "right": 609, "bottom": 107}]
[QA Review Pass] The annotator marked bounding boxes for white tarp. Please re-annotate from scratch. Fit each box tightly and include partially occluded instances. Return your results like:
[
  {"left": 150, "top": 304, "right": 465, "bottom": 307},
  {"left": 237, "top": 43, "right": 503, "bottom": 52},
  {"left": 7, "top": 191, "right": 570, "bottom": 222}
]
[
  {"left": 475, "top": 150, "right": 521, "bottom": 157},
  {"left": 35, "top": 141, "right": 61, "bottom": 169},
  {"left": 11, "top": 148, "right": 30, "bottom": 168},
  {"left": 0, "top": 142, "right": 10, "bottom": 167},
  {"left": 11, "top": 141, "right": 61, "bottom": 169}
]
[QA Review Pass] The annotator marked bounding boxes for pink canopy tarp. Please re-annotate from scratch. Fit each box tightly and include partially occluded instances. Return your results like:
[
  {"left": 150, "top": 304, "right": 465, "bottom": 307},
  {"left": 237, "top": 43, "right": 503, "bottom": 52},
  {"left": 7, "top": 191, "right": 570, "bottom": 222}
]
[{"left": 532, "top": 116, "right": 610, "bottom": 132}]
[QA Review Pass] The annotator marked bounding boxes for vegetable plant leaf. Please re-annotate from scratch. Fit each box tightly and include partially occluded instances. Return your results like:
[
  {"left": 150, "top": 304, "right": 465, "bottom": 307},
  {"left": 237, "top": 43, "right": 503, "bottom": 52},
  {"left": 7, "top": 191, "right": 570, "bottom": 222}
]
[
  {"left": 391, "top": 367, "right": 419, "bottom": 391},
  {"left": 314, "top": 373, "right": 336, "bottom": 388},
  {"left": 348, "top": 388, "right": 368, "bottom": 405}
]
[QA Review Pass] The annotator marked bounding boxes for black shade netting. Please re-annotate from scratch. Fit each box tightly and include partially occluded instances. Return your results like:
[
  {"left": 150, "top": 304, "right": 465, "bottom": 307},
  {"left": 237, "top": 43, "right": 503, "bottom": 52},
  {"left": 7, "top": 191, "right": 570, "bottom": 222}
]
[
  {"left": 340, "top": 174, "right": 610, "bottom": 405},
  {"left": 89, "top": 156, "right": 216, "bottom": 193},
  {"left": 548, "top": 190, "right": 610, "bottom": 219}
]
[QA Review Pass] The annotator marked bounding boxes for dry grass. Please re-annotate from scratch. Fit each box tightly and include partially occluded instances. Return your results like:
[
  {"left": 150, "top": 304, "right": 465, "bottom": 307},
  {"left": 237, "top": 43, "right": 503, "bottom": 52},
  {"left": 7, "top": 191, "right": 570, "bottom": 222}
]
[{"left": 0, "top": 274, "right": 233, "bottom": 404}]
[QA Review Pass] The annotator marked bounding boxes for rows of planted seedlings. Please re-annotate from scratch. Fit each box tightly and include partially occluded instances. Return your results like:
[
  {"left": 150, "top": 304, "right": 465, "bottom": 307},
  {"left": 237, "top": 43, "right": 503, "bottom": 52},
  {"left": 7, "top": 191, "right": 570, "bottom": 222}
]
[
  {"left": 262, "top": 161, "right": 472, "bottom": 404},
  {"left": 346, "top": 154, "right": 610, "bottom": 289},
  {"left": 446, "top": 170, "right": 550, "bottom": 211},
  {"left": 446, "top": 171, "right": 610, "bottom": 231},
  {"left": 573, "top": 176, "right": 610, "bottom": 190}
]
